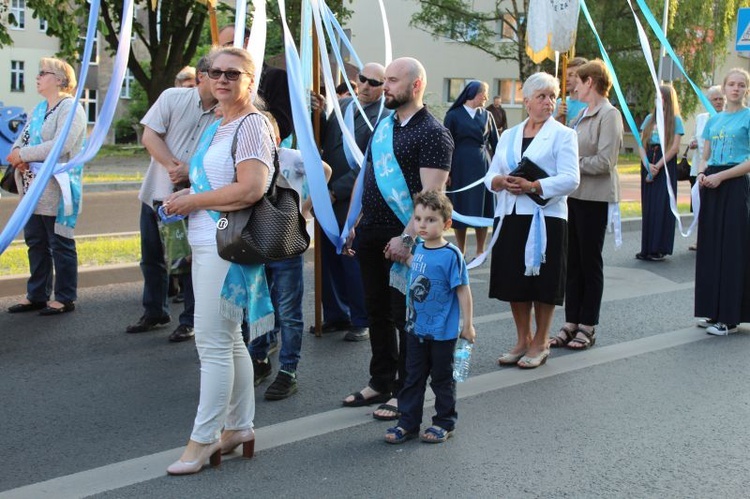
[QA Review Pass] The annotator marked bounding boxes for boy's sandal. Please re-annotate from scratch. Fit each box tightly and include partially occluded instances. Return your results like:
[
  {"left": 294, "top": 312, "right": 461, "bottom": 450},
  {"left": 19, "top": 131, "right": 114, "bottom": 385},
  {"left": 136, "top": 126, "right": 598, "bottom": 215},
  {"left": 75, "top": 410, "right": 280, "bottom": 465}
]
[
  {"left": 567, "top": 328, "right": 596, "bottom": 350},
  {"left": 384, "top": 426, "right": 418, "bottom": 444},
  {"left": 420, "top": 425, "right": 454, "bottom": 444},
  {"left": 548, "top": 326, "right": 576, "bottom": 348}
]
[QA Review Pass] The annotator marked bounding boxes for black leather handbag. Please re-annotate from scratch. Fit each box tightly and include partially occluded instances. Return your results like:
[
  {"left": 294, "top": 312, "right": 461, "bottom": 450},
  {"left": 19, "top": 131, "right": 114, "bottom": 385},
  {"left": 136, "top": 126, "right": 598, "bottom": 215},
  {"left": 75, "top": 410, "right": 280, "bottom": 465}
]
[
  {"left": 216, "top": 115, "right": 310, "bottom": 265},
  {"left": 509, "top": 156, "right": 549, "bottom": 206},
  {"left": 676, "top": 145, "right": 691, "bottom": 181},
  {"left": 0, "top": 165, "right": 18, "bottom": 194}
]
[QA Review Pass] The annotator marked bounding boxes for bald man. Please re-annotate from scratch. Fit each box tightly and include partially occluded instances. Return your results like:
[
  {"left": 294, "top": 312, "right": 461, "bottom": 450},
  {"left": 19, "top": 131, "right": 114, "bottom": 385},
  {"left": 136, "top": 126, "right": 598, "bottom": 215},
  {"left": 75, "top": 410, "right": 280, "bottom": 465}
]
[
  {"left": 341, "top": 57, "right": 454, "bottom": 421},
  {"left": 318, "top": 62, "right": 386, "bottom": 342}
]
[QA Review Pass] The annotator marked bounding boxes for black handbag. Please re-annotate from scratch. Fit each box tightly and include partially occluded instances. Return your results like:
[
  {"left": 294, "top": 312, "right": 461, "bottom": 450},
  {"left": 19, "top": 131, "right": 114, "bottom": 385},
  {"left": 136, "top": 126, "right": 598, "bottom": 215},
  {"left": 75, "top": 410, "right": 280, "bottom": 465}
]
[
  {"left": 509, "top": 156, "right": 549, "bottom": 206},
  {"left": 216, "top": 114, "right": 310, "bottom": 265},
  {"left": 676, "top": 145, "right": 691, "bottom": 181},
  {"left": 1, "top": 165, "right": 18, "bottom": 194}
]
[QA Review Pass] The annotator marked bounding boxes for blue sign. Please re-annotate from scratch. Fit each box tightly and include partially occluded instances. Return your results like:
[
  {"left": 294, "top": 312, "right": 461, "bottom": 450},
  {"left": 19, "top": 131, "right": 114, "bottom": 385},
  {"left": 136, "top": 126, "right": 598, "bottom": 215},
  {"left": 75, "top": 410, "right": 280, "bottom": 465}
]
[{"left": 737, "top": 8, "right": 750, "bottom": 51}]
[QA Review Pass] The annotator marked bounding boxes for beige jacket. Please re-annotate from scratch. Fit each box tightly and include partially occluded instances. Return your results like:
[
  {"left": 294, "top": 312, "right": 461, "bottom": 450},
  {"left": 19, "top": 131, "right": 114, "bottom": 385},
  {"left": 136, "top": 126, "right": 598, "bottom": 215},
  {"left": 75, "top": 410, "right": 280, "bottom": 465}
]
[{"left": 569, "top": 100, "right": 622, "bottom": 203}]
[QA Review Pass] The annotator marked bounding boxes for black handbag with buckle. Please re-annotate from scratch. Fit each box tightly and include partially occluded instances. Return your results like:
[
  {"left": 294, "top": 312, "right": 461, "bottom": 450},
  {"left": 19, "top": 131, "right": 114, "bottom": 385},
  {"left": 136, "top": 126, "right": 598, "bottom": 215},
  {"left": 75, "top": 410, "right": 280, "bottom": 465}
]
[
  {"left": 215, "top": 114, "right": 310, "bottom": 265},
  {"left": 1, "top": 165, "right": 18, "bottom": 194},
  {"left": 509, "top": 156, "right": 549, "bottom": 206},
  {"left": 676, "top": 145, "right": 691, "bottom": 181}
]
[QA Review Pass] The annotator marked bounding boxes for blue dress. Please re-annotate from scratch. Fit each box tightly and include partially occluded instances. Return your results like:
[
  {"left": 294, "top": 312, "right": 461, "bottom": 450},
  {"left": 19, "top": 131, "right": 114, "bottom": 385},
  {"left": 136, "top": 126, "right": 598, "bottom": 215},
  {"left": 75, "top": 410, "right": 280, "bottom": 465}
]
[
  {"left": 444, "top": 106, "right": 498, "bottom": 228},
  {"left": 639, "top": 114, "right": 684, "bottom": 257}
]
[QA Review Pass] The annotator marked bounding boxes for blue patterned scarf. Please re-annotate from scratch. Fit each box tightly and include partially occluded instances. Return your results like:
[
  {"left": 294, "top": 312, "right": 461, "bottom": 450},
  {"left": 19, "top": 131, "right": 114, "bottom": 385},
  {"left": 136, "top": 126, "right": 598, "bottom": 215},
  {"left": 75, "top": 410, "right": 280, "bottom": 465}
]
[
  {"left": 27, "top": 99, "right": 83, "bottom": 238},
  {"left": 189, "top": 121, "right": 275, "bottom": 339},
  {"left": 370, "top": 112, "right": 415, "bottom": 293}
]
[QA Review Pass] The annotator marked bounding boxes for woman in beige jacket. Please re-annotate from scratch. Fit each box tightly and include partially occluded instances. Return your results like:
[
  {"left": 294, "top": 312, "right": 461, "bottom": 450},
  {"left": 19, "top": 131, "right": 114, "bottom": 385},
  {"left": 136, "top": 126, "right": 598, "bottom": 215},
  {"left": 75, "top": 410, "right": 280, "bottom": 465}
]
[{"left": 550, "top": 59, "right": 622, "bottom": 350}]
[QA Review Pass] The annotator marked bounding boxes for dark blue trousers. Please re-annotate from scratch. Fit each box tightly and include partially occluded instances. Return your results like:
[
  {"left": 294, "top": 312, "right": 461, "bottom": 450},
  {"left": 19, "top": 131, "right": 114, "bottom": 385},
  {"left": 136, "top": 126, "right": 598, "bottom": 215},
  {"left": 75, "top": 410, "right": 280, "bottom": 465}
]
[
  {"left": 397, "top": 333, "right": 458, "bottom": 433},
  {"left": 320, "top": 231, "right": 368, "bottom": 327},
  {"left": 24, "top": 214, "right": 77, "bottom": 303}
]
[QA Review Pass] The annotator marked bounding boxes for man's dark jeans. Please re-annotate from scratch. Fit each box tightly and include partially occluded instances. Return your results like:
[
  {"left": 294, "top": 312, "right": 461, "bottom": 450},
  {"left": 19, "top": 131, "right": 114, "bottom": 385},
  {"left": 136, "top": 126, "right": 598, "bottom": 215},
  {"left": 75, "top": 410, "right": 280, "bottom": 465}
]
[
  {"left": 139, "top": 202, "right": 194, "bottom": 326},
  {"left": 357, "top": 227, "right": 407, "bottom": 396}
]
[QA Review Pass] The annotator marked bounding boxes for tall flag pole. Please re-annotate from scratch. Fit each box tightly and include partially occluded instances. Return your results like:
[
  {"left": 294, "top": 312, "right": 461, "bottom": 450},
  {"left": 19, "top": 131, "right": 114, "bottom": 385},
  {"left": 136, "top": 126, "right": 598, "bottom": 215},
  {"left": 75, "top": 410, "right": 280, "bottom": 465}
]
[
  {"left": 309, "top": 0, "right": 324, "bottom": 337},
  {"left": 195, "top": 0, "right": 219, "bottom": 45}
]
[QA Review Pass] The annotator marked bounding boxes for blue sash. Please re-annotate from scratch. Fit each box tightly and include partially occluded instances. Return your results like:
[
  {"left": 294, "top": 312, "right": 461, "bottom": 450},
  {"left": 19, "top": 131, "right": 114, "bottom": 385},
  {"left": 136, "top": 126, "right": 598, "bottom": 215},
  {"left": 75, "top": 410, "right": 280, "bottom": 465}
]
[
  {"left": 370, "top": 113, "right": 414, "bottom": 293},
  {"left": 189, "top": 121, "right": 275, "bottom": 338},
  {"left": 27, "top": 100, "right": 84, "bottom": 238}
]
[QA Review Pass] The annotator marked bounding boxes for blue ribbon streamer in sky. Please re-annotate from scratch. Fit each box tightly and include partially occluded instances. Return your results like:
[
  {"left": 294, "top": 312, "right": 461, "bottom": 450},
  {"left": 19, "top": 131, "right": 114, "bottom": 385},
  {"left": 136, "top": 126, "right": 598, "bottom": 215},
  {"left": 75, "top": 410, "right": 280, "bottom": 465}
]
[
  {"left": 278, "top": 0, "right": 340, "bottom": 246},
  {"left": 634, "top": 0, "right": 717, "bottom": 116}
]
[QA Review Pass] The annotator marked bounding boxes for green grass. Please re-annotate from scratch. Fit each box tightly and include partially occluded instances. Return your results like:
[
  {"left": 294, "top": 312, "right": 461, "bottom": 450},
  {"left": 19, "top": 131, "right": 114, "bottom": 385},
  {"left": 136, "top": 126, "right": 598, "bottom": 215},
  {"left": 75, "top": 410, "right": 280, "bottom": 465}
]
[
  {"left": 0, "top": 236, "right": 140, "bottom": 277},
  {"left": 619, "top": 201, "right": 691, "bottom": 219},
  {"left": 95, "top": 145, "right": 149, "bottom": 158},
  {"left": 84, "top": 172, "right": 144, "bottom": 183}
]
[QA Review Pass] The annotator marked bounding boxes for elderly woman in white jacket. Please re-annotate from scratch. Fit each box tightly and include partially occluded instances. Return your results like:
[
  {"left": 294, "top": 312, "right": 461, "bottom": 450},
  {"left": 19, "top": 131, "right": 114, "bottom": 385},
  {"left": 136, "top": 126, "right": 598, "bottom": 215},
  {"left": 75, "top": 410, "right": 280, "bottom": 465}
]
[{"left": 483, "top": 72, "right": 580, "bottom": 369}]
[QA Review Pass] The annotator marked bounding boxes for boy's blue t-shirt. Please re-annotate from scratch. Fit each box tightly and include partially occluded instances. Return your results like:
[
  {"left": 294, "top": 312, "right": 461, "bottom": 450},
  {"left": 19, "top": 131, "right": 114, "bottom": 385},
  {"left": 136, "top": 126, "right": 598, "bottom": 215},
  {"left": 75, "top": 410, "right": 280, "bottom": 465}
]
[
  {"left": 702, "top": 108, "right": 750, "bottom": 166},
  {"left": 405, "top": 242, "right": 469, "bottom": 341},
  {"left": 554, "top": 97, "right": 586, "bottom": 127},
  {"left": 640, "top": 114, "right": 685, "bottom": 145}
]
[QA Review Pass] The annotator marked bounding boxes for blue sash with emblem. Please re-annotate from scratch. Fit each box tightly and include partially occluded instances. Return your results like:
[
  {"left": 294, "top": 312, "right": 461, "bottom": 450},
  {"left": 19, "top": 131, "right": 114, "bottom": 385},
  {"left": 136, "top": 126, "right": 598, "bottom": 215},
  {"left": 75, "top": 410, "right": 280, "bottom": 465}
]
[{"left": 370, "top": 112, "right": 414, "bottom": 293}]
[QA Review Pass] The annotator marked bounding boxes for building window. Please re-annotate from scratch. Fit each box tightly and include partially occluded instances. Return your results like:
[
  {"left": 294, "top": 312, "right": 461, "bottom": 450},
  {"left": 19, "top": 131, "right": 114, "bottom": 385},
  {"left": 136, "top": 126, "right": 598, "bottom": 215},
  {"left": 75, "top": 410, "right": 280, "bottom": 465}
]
[
  {"left": 496, "top": 79, "right": 524, "bottom": 105},
  {"left": 497, "top": 14, "right": 517, "bottom": 42},
  {"left": 447, "top": 18, "right": 479, "bottom": 42},
  {"left": 120, "top": 69, "right": 134, "bottom": 99},
  {"left": 78, "top": 33, "right": 99, "bottom": 65},
  {"left": 11, "top": 61, "right": 25, "bottom": 92},
  {"left": 39, "top": 17, "right": 48, "bottom": 32},
  {"left": 445, "top": 78, "right": 473, "bottom": 103},
  {"left": 81, "top": 89, "right": 98, "bottom": 124},
  {"left": 10, "top": 0, "right": 25, "bottom": 30}
]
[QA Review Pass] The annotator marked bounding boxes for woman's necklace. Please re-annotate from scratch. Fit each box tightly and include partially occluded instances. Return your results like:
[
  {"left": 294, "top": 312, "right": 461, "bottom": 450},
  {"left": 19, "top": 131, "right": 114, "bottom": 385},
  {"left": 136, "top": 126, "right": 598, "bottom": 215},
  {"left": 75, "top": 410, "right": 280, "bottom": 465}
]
[{"left": 222, "top": 105, "right": 253, "bottom": 125}]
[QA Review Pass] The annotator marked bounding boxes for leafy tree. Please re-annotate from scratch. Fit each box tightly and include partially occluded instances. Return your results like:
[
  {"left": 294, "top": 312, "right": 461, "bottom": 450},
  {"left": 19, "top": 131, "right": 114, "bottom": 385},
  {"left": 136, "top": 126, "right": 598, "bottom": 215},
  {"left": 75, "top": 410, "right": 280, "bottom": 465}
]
[
  {"left": 1, "top": 0, "right": 353, "bottom": 107},
  {"left": 411, "top": 0, "right": 748, "bottom": 116},
  {"left": 410, "top": 0, "right": 539, "bottom": 81}
]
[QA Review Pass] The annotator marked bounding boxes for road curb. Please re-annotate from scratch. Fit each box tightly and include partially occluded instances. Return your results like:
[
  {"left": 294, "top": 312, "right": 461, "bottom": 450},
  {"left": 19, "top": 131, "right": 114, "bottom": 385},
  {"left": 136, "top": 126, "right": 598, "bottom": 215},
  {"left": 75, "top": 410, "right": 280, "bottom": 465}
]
[{"left": 0, "top": 263, "right": 142, "bottom": 298}]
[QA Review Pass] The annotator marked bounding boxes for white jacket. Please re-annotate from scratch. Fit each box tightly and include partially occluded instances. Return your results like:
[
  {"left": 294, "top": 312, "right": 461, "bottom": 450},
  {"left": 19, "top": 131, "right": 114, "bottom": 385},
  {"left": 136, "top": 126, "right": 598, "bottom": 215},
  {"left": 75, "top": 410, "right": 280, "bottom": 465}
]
[{"left": 484, "top": 116, "right": 580, "bottom": 220}]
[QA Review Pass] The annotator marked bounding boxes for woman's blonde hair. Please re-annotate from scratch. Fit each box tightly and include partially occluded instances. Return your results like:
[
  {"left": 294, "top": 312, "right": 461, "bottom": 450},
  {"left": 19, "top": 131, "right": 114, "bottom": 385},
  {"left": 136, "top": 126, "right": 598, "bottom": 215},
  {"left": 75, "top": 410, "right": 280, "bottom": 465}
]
[
  {"left": 641, "top": 84, "right": 680, "bottom": 151},
  {"left": 208, "top": 47, "right": 256, "bottom": 79},
  {"left": 723, "top": 68, "right": 750, "bottom": 104},
  {"left": 40, "top": 57, "right": 77, "bottom": 94}
]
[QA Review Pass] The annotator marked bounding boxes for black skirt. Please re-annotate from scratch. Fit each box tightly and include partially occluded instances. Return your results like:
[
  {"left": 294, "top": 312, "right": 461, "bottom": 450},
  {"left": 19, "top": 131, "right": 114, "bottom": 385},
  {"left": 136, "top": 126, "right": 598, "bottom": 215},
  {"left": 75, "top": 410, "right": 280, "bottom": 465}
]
[
  {"left": 489, "top": 213, "right": 567, "bottom": 305},
  {"left": 694, "top": 169, "right": 750, "bottom": 324},
  {"left": 641, "top": 144, "right": 678, "bottom": 256}
]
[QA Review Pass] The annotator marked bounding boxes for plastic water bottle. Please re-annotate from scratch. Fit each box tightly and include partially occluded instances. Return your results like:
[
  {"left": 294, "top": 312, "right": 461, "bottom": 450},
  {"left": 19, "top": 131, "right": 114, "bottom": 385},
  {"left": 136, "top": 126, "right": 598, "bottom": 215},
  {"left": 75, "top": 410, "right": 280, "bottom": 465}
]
[{"left": 453, "top": 338, "right": 473, "bottom": 382}]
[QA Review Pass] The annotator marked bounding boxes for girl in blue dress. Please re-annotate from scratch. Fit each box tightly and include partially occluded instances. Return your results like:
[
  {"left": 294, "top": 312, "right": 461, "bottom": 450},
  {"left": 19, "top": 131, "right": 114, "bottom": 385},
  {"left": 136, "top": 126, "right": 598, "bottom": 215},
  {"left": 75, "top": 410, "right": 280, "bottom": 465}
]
[
  {"left": 695, "top": 68, "right": 750, "bottom": 335},
  {"left": 638, "top": 84, "right": 684, "bottom": 261}
]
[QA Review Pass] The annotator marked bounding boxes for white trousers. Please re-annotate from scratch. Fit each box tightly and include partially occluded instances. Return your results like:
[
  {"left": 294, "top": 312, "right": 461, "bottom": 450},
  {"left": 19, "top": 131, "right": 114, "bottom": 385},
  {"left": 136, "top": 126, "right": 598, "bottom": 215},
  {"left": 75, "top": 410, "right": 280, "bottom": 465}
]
[{"left": 190, "top": 244, "right": 255, "bottom": 443}]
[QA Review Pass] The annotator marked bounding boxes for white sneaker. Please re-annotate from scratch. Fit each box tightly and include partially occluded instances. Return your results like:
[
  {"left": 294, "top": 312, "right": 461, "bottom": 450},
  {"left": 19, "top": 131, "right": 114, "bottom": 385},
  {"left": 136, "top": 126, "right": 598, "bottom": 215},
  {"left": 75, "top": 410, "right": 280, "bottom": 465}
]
[
  {"left": 696, "top": 318, "right": 716, "bottom": 329},
  {"left": 706, "top": 323, "right": 738, "bottom": 336}
]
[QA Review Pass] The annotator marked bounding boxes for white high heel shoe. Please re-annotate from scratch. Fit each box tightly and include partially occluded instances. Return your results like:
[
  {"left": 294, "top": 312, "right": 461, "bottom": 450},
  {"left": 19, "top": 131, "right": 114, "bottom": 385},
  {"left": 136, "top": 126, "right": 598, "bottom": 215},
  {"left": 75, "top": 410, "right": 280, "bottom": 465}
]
[{"left": 166, "top": 440, "right": 222, "bottom": 475}]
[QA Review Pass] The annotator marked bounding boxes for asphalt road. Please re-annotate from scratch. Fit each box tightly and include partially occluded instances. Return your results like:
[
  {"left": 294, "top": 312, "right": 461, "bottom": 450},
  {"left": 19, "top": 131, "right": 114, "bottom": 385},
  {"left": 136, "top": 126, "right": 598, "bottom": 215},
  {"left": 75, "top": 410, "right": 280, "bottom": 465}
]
[{"left": 1, "top": 223, "right": 748, "bottom": 498}]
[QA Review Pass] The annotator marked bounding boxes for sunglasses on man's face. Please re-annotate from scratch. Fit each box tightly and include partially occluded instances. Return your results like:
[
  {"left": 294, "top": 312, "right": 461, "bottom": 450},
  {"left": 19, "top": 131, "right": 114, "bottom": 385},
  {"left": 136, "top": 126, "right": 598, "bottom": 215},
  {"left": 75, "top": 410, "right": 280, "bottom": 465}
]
[
  {"left": 358, "top": 74, "right": 383, "bottom": 87},
  {"left": 207, "top": 69, "right": 250, "bottom": 81}
]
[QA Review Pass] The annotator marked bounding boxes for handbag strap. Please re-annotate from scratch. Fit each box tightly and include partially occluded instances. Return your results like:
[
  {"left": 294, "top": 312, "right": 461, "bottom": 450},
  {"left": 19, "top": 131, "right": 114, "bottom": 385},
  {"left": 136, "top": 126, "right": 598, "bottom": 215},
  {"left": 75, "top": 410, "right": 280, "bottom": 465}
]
[
  {"left": 230, "top": 112, "right": 280, "bottom": 190},
  {"left": 681, "top": 144, "right": 690, "bottom": 159}
]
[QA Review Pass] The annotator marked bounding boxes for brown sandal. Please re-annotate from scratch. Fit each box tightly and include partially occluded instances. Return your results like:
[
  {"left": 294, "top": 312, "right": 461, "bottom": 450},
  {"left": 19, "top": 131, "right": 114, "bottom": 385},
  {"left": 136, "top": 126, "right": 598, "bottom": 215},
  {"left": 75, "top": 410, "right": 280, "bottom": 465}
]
[
  {"left": 567, "top": 328, "right": 596, "bottom": 350},
  {"left": 548, "top": 326, "right": 576, "bottom": 348}
]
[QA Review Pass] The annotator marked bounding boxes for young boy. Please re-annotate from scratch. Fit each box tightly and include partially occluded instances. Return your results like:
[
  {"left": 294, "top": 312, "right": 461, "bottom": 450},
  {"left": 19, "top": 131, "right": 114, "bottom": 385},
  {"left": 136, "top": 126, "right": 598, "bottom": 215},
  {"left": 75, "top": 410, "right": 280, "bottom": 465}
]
[{"left": 384, "top": 191, "right": 475, "bottom": 444}]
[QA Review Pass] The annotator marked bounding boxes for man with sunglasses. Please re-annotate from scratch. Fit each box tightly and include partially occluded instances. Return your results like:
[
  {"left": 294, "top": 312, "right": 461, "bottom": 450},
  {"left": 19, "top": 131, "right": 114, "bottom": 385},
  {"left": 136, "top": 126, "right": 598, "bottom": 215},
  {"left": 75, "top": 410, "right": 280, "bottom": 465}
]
[
  {"left": 125, "top": 55, "right": 218, "bottom": 342},
  {"left": 217, "top": 25, "right": 293, "bottom": 142},
  {"left": 318, "top": 63, "right": 386, "bottom": 342},
  {"left": 341, "top": 57, "right": 454, "bottom": 422}
]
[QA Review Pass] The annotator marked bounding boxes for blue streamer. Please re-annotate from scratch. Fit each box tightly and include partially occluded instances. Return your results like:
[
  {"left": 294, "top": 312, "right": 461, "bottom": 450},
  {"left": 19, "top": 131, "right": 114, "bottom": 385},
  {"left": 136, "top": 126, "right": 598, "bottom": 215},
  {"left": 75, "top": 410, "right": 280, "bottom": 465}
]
[
  {"left": 0, "top": 0, "right": 101, "bottom": 254},
  {"left": 634, "top": 0, "right": 717, "bottom": 116},
  {"left": 579, "top": 0, "right": 648, "bottom": 174},
  {"left": 322, "top": 4, "right": 364, "bottom": 69},
  {"left": 278, "top": 0, "right": 341, "bottom": 246}
]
